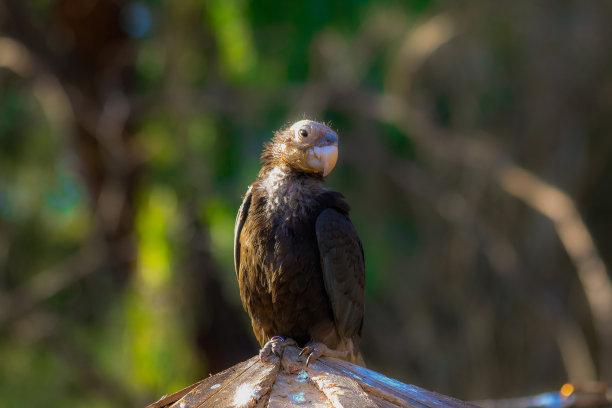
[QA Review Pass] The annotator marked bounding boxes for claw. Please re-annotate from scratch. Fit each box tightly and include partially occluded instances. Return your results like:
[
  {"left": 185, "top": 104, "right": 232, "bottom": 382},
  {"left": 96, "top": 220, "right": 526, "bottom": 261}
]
[
  {"left": 298, "top": 342, "right": 349, "bottom": 366},
  {"left": 301, "top": 345, "right": 318, "bottom": 366},
  {"left": 259, "top": 336, "right": 296, "bottom": 364}
]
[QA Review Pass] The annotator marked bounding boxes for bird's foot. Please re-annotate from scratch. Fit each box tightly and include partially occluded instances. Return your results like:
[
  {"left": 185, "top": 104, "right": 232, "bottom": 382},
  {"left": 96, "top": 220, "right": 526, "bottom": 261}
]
[
  {"left": 259, "top": 336, "right": 297, "bottom": 363},
  {"left": 299, "top": 342, "right": 349, "bottom": 366}
]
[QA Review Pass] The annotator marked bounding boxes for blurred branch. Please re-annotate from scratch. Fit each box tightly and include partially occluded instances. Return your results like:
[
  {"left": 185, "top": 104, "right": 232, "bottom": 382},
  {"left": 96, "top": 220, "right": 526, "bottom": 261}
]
[
  {"left": 386, "top": 13, "right": 457, "bottom": 95},
  {"left": 375, "top": 96, "right": 612, "bottom": 380},
  {"left": 498, "top": 165, "right": 612, "bottom": 377},
  {"left": 556, "top": 320, "right": 598, "bottom": 383},
  {"left": 0, "top": 236, "right": 105, "bottom": 329},
  {"left": 0, "top": 36, "right": 34, "bottom": 76},
  {"left": 0, "top": 0, "right": 62, "bottom": 76},
  {"left": 0, "top": 36, "right": 74, "bottom": 137},
  {"left": 387, "top": 159, "right": 521, "bottom": 279},
  {"left": 388, "top": 158, "right": 598, "bottom": 384}
]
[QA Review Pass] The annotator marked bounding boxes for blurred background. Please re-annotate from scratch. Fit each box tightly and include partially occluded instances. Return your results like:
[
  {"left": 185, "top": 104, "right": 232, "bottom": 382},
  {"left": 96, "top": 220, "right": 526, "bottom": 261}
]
[{"left": 1, "top": 0, "right": 612, "bottom": 406}]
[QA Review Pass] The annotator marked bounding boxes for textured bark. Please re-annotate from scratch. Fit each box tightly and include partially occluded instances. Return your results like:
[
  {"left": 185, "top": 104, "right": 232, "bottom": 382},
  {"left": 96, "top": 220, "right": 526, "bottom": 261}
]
[{"left": 146, "top": 346, "right": 480, "bottom": 408}]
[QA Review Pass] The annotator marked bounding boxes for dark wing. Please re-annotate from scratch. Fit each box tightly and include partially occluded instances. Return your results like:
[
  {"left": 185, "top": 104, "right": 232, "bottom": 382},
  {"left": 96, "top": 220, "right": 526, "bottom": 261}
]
[
  {"left": 315, "top": 208, "right": 365, "bottom": 339},
  {"left": 234, "top": 186, "right": 252, "bottom": 277}
]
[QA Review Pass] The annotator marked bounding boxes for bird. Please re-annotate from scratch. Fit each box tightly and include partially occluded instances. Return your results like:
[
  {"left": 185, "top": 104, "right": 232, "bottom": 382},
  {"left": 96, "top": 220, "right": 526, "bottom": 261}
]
[{"left": 234, "top": 119, "right": 365, "bottom": 366}]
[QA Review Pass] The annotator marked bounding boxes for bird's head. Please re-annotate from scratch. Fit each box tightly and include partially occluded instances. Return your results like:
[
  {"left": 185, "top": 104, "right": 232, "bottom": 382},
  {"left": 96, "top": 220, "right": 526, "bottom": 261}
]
[{"left": 263, "top": 120, "right": 339, "bottom": 177}]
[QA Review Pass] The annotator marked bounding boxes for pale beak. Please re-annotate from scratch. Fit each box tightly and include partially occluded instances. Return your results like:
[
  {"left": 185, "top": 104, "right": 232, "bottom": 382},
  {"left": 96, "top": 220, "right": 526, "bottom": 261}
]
[{"left": 306, "top": 133, "right": 338, "bottom": 176}]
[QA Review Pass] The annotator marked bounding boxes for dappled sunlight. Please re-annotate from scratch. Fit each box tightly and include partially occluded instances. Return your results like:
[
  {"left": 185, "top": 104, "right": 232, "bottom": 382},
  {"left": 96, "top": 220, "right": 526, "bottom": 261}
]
[{"left": 125, "top": 187, "right": 199, "bottom": 394}]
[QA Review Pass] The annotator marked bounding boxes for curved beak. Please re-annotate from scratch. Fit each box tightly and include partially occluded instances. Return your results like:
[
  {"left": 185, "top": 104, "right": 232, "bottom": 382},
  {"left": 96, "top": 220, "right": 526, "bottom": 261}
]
[{"left": 306, "top": 133, "right": 339, "bottom": 176}]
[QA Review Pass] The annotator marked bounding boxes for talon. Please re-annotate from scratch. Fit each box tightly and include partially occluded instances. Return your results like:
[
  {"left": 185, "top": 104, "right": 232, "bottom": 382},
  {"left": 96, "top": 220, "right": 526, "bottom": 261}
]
[
  {"left": 298, "top": 342, "right": 348, "bottom": 366},
  {"left": 259, "top": 336, "right": 296, "bottom": 364}
]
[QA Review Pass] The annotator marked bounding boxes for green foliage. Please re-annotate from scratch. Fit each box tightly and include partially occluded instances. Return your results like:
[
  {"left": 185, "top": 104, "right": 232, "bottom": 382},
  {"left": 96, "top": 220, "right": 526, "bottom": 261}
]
[
  {"left": 0, "top": 339, "right": 75, "bottom": 407},
  {"left": 207, "top": 0, "right": 257, "bottom": 81}
]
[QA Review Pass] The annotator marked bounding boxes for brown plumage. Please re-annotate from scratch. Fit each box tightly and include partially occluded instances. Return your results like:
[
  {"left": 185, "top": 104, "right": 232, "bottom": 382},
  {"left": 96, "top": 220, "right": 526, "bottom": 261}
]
[{"left": 234, "top": 120, "right": 365, "bottom": 365}]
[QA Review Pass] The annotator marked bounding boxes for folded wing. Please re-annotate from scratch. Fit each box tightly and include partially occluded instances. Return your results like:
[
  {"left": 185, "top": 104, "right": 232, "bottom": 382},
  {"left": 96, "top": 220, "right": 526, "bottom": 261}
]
[{"left": 315, "top": 208, "right": 365, "bottom": 341}]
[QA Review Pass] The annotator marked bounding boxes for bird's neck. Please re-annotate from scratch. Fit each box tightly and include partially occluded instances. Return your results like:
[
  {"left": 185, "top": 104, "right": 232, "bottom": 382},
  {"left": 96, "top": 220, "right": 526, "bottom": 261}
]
[{"left": 258, "top": 163, "right": 325, "bottom": 220}]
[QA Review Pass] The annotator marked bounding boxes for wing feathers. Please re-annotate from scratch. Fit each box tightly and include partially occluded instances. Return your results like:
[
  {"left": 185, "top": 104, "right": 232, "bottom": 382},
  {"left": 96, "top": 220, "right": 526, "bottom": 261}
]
[
  {"left": 316, "top": 208, "right": 365, "bottom": 340},
  {"left": 234, "top": 186, "right": 253, "bottom": 277}
]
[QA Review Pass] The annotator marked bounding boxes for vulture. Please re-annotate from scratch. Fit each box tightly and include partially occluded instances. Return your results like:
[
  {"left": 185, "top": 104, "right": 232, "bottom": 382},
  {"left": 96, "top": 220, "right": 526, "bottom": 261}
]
[{"left": 234, "top": 120, "right": 365, "bottom": 366}]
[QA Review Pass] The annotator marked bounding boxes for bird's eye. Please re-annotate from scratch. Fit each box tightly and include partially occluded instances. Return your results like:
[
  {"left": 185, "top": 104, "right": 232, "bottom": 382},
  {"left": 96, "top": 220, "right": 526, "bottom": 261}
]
[{"left": 299, "top": 129, "right": 309, "bottom": 138}]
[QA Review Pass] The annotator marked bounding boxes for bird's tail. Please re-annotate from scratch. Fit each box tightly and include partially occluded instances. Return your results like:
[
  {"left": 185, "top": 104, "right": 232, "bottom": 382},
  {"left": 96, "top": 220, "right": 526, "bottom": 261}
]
[
  {"left": 339, "top": 337, "right": 365, "bottom": 367},
  {"left": 351, "top": 350, "right": 366, "bottom": 367}
]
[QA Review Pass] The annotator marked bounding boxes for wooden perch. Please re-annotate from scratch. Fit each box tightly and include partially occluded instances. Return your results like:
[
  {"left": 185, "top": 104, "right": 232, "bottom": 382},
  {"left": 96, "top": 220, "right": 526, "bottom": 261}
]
[{"left": 146, "top": 346, "right": 478, "bottom": 408}]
